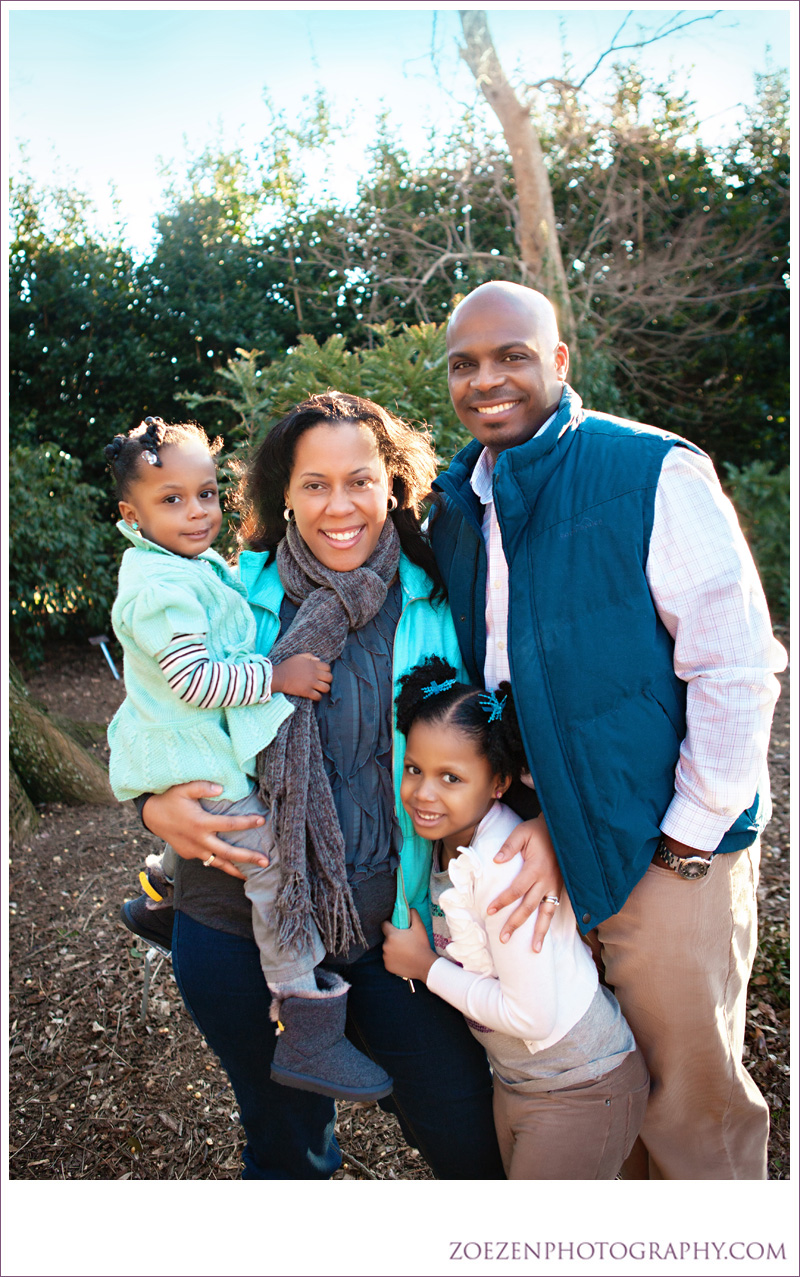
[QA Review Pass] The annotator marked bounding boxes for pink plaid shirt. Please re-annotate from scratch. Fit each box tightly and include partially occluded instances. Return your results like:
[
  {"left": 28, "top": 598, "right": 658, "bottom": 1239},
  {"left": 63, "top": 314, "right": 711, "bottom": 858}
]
[{"left": 470, "top": 433, "right": 786, "bottom": 852}]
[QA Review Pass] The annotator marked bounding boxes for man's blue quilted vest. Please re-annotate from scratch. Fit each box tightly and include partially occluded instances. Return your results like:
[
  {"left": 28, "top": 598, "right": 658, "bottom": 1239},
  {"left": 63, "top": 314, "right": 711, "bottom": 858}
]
[{"left": 431, "top": 386, "right": 765, "bottom": 931}]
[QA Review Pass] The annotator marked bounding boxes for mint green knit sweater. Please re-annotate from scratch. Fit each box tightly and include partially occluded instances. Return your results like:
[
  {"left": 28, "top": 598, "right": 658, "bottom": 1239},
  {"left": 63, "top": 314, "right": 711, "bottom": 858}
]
[{"left": 107, "top": 523, "right": 294, "bottom": 802}]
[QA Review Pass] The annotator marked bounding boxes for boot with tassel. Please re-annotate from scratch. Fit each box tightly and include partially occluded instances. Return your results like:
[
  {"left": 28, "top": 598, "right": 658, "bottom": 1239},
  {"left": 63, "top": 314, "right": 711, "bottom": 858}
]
[{"left": 270, "top": 969, "right": 393, "bottom": 1102}]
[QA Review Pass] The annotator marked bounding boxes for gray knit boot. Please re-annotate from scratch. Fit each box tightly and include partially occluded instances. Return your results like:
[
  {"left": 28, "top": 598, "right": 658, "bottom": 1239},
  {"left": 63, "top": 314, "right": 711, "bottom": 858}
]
[{"left": 270, "top": 969, "right": 393, "bottom": 1102}]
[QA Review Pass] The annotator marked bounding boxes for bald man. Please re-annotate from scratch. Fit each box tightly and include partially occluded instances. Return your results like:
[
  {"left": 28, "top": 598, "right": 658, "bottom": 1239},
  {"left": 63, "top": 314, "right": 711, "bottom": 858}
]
[{"left": 428, "top": 281, "right": 786, "bottom": 1179}]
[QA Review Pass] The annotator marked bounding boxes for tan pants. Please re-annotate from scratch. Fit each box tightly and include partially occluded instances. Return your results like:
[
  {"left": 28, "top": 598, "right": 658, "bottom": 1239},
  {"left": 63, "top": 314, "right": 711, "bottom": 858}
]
[
  {"left": 493, "top": 1047, "right": 649, "bottom": 1179},
  {"left": 595, "top": 845, "right": 768, "bottom": 1180}
]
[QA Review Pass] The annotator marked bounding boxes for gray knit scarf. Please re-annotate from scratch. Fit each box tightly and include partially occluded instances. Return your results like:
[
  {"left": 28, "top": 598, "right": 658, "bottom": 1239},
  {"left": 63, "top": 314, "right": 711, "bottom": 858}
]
[{"left": 256, "top": 516, "right": 401, "bottom": 956}]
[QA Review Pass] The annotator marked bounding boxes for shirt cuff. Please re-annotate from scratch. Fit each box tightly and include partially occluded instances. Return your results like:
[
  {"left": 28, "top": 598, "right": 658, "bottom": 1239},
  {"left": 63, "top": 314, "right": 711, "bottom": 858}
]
[
  {"left": 258, "top": 658, "right": 273, "bottom": 702},
  {"left": 132, "top": 793, "right": 155, "bottom": 831},
  {"left": 425, "top": 956, "right": 461, "bottom": 998},
  {"left": 660, "top": 794, "right": 737, "bottom": 853}
]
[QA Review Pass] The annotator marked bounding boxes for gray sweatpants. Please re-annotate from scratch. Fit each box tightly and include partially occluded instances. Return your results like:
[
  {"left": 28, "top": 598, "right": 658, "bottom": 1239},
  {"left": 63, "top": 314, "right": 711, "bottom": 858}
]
[{"left": 163, "top": 787, "right": 325, "bottom": 985}]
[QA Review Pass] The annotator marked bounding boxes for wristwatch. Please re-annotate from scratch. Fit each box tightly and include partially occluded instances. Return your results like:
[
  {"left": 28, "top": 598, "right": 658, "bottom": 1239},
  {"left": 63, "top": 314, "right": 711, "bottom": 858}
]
[{"left": 653, "top": 835, "right": 714, "bottom": 880}]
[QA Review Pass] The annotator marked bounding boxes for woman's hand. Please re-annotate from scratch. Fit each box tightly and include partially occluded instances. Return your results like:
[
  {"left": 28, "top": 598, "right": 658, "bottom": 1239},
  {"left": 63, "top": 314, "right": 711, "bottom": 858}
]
[
  {"left": 141, "top": 781, "right": 270, "bottom": 880},
  {"left": 271, "top": 653, "right": 332, "bottom": 701},
  {"left": 488, "top": 813, "right": 563, "bottom": 952},
  {"left": 382, "top": 910, "right": 437, "bottom": 983}
]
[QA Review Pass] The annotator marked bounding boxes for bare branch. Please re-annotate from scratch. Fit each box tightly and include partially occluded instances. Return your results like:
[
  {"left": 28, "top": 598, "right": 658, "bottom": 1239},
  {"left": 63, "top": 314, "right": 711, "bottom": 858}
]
[
  {"left": 526, "top": 11, "right": 724, "bottom": 98},
  {"left": 570, "top": 10, "right": 723, "bottom": 92}
]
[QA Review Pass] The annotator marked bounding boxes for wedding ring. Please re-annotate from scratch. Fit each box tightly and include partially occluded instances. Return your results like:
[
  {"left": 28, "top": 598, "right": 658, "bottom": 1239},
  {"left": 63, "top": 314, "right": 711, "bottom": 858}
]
[
  {"left": 542, "top": 894, "right": 560, "bottom": 907},
  {"left": 202, "top": 854, "right": 217, "bottom": 868}
]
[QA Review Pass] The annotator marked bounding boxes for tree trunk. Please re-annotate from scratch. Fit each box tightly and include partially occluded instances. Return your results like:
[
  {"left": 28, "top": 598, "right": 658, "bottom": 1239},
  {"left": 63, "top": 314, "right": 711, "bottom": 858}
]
[
  {"left": 459, "top": 10, "right": 579, "bottom": 358},
  {"left": 9, "top": 664, "right": 115, "bottom": 810},
  {"left": 9, "top": 764, "right": 39, "bottom": 843}
]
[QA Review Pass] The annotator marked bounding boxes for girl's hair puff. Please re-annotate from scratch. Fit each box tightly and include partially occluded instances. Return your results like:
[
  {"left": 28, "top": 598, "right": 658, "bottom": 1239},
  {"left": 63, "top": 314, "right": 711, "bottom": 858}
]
[
  {"left": 104, "top": 416, "right": 223, "bottom": 499},
  {"left": 235, "top": 392, "right": 444, "bottom": 597},
  {"left": 395, "top": 656, "right": 527, "bottom": 784}
]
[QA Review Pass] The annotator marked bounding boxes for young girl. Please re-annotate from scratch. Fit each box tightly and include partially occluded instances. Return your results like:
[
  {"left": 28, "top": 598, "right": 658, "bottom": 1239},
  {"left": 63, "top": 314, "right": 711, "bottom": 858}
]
[
  {"left": 104, "top": 416, "right": 391, "bottom": 1103},
  {"left": 382, "top": 657, "right": 650, "bottom": 1179}
]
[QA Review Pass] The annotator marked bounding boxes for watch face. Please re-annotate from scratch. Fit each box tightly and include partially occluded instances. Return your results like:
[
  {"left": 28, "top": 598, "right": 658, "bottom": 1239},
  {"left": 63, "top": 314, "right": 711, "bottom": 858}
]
[
  {"left": 676, "top": 858, "right": 711, "bottom": 880},
  {"left": 655, "top": 842, "right": 713, "bottom": 879}
]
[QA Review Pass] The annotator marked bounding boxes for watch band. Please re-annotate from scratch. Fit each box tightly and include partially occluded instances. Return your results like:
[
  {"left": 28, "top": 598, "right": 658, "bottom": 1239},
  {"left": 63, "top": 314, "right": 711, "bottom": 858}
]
[{"left": 653, "top": 836, "right": 714, "bottom": 880}]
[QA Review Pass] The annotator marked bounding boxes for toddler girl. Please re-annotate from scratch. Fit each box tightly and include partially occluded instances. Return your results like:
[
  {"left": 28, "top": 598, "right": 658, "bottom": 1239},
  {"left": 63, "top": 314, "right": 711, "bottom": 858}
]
[
  {"left": 105, "top": 417, "right": 391, "bottom": 1102},
  {"left": 382, "top": 656, "right": 649, "bottom": 1178}
]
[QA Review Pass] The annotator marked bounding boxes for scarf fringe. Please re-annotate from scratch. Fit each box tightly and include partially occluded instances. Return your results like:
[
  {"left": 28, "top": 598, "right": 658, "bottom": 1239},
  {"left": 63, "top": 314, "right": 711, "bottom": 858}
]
[
  {"left": 274, "top": 871, "right": 367, "bottom": 956},
  {"left": 312, "top": 881, "right": 367, "bottom": 956},
  {"left": 275, "top": 872, "right": 319, "bottom": 954}
]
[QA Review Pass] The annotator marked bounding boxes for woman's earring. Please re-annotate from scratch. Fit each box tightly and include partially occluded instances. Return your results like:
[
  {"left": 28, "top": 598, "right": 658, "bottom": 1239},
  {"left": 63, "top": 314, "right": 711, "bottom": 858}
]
[
  {"left": 387, "top": 494, "right": 398, "bottom": 511},
  {"left": 131, "top": 522, "right": 139, "bottom": 532},
  {"left": 283, "top": 507, "right": 292, "bottom": 522}
]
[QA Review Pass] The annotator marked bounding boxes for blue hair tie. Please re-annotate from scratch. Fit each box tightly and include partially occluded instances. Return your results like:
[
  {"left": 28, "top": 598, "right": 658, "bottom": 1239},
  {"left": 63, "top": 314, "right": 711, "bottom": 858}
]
[
  {"left": 478, "top": 690, "right": 506, "bottom": 723},
  {"left": 422, "top": 678, "right": 457, "bottom": 699}
]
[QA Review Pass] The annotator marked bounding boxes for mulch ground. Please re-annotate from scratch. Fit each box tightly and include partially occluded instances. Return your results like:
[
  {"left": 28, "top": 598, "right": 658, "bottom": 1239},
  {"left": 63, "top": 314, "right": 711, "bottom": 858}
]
[{"left": 8, "top": 634, "right": 790, "bottom": 1180}]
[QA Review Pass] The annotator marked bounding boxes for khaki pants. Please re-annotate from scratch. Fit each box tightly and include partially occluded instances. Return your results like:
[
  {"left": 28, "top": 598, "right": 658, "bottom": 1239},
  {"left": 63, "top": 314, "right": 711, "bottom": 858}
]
[
  {"left": 493, "top": 1047, "right": 649, "bottom": 1179},
  {"left": 595, "top": 845, "right": 768, "bottom": 1180}
]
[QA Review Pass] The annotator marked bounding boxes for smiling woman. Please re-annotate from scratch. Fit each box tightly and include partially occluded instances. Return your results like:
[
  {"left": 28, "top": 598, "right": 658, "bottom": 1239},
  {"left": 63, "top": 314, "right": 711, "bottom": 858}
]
[
  {"left": 239, "top": 392, "right": 443, "bottom": 587},
  {"left": 132, "top": 390, "right": 508, "bottom": 1180},
  {"left": 284, "top": 423, "right": 392, "bottom": 573}
]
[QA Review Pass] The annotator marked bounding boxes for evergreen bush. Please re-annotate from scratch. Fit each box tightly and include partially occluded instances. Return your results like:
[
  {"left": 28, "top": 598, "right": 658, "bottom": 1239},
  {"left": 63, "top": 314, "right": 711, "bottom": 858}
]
[
  {"left": 9, "top": 442, "right": 120, "bottom": 665},
  {"left": 187, "top": 324, "right": 470, "bottom": 471},
  {"left": 724, "top": 461, "right": 790, "bottom": 618}
]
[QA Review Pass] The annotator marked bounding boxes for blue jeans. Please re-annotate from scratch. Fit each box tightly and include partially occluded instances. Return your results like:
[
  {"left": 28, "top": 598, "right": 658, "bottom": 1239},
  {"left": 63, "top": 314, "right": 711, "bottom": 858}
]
[{"left": 172, "top": 911, "right": 504, "bottom": 1180}]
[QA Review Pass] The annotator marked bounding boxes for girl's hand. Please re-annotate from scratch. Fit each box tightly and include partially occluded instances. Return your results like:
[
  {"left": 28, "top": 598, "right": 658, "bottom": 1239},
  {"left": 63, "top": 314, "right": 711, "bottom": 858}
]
[
  {"left": 271, "top": 653, "right": 332, "bottom": 701},
  {"left": 141, "top": 781, "right": 270, "bottom": 880},
  {"left": 382, "top": 910, "right": 438, "bottom": 982},
  {"left": 488, "top": 813, "right": 563, "bottom": 952}
]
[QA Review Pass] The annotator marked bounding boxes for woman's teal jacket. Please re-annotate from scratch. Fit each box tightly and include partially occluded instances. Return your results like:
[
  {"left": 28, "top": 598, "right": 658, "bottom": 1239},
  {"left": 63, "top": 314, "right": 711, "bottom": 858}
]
[{"left": 238, "top": 549, "right": 466, "bottom": 934}]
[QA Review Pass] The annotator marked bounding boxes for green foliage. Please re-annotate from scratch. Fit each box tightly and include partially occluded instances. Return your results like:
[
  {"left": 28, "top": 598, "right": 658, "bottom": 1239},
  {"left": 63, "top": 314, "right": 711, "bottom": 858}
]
[
  {"left": 257, "top": 323, "right": 466, "bottom": 459},
  {"left": 342, "top": 115, "right": 520, "bottom": 325},
  {"left": 9, "top": 443, "right": 120, "bottom": 665},
  {"left": 177, "top": 346, "right": 273, "bottom": 445},
  {"left": 9, "top": 169, "right": 167, "bottom": 483},
  {"left": 196, "top": 324, "right": 470, "bottom": 471},
  {"left": 8, "top": 63, "right": 789, "bottom": 486},
  {"left": 724, "top": 461, "right": 789, "bottom": 618},
  {"left": 571, "top": 324, "right": 626, "bottom": 417},
  {"left": 262, "top": 333, "right": 363, "bottom": 410},
  {"left": 359, "top": 324, "right": 467, "bottom": 461},
  {"left": 702, "top": 69, "right": 790, "bottom": 467},
  {"left": 139, "top": 147, "right": 299, "bottom": 405},
  {"left": 543, "top": 63, "right": 789, "bottom": 467}
]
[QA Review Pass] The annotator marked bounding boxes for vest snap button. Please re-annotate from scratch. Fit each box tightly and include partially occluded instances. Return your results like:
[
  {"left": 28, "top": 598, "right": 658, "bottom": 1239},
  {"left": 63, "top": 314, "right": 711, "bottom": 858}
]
[{"left": 582, "top": 912, "right": 590, "bottom": 924}]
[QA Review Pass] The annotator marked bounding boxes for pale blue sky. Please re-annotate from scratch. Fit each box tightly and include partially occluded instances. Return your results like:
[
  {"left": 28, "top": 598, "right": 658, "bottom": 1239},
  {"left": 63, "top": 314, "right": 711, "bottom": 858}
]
[{"left": 8, "top": 3, "right": 793, "bottom": 257}]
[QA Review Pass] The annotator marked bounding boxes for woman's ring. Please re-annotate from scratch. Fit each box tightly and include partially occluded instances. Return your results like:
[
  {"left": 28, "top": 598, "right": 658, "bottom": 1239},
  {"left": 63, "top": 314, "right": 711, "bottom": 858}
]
[
  {"left": 202, "top": 854, "right": 217, "bottom": 868},
  {"left": 542, "top": 894, "right": 560, "bottom": 907}
]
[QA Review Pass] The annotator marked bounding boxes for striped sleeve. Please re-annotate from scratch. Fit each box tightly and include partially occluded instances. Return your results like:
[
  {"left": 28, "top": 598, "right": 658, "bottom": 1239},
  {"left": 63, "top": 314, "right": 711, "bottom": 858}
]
[{"left": 156, "top": 634, "right": 273, "bottom": 708}]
